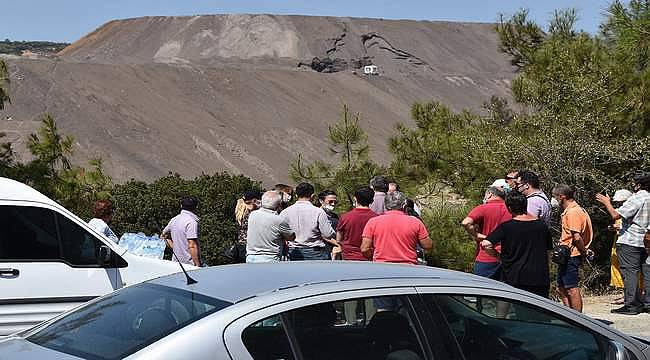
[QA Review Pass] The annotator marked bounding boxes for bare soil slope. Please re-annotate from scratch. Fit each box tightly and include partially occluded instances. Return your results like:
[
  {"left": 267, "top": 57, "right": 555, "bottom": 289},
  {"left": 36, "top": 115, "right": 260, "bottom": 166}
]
[{"left": 1, "top": 15, "right": 514, "bottom": 184}]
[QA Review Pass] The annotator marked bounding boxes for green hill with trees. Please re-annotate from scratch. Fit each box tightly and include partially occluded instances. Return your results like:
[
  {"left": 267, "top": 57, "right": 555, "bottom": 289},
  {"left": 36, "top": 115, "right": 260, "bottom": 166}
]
[{"left": 0, "top": 39, "right": 69, "bottom": 56}]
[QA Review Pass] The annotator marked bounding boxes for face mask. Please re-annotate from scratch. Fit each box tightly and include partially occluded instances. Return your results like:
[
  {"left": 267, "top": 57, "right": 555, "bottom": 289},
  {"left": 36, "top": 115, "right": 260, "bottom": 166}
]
[
  {"left": 550, "top": 197, "right": 560, "bottom": 208},
  {"left": 282, "top": 193, "right": 291, "bottom": 203},
  {"left": 323, "top": 204, "right": 335, "bottom": 212}
]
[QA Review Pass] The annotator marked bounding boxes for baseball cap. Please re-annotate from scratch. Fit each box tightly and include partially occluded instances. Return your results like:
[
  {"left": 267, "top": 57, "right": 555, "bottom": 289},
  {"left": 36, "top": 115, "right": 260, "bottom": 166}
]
[{"left": 612, "top": 189, "right": 633, "bottom": 202}]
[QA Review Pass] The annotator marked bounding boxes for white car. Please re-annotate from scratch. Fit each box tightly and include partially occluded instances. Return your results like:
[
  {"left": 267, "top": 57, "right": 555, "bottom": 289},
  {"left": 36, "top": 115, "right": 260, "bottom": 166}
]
[{"left": 0, "top": 177, "right": 191, "bottom": 336}]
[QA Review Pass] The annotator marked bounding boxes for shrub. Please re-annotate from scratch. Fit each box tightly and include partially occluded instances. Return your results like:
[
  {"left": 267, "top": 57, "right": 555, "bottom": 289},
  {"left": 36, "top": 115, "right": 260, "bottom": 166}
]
[{"left": 110, "top": 173, "right": 261, "bottom": 265}]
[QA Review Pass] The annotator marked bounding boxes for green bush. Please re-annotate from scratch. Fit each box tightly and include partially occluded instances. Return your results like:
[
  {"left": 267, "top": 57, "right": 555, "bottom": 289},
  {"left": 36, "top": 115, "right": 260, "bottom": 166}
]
[
  {"left": 110, "top": 173, "right": 261, "bottom": 266},
  {"left": 421, "top": 203, "right": 475, "bottom": 272}
]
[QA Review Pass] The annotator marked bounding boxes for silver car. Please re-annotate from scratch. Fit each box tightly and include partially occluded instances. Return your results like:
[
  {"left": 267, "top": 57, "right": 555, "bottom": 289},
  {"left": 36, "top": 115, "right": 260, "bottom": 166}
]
[{"left": 0, "top": 261, "right": 647, "bottom": 359}]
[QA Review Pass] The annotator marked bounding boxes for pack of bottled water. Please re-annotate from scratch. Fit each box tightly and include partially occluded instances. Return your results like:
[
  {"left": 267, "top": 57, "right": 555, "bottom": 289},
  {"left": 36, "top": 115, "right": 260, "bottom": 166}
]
[{"left": 118, "top": 232, "right": 166, "bottom": 259}]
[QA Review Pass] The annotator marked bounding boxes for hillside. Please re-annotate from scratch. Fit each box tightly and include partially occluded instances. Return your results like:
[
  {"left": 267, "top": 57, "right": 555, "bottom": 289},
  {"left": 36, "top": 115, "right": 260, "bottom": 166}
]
[{"left": 1, "top": 14, "right": 514, "bottom": 184}]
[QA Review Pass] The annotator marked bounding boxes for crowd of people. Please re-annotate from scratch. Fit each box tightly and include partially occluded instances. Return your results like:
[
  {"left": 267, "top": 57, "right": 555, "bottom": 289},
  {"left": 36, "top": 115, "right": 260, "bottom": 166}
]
[
  {"left": 462, "top": 170, "right": 650, "bottom": 315},
  {"left": 86, "top": 170, "right": 650, "bottom": 316},
  {"left": 231, "top": 176, "right": 431, "bottom": 266}
]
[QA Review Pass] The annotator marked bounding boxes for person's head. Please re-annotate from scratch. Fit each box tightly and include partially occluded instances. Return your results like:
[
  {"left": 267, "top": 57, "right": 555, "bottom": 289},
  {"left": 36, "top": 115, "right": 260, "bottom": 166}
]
[
  {"left": 274, "top": 184, "right": 294, "bottom": 203},
  {"left": 295, "top": 182, "right": 315, "bottom": 200},
  {"left": 318, "top": 190, "right": 338, "bottom": 211},
  {"left": 181, "top": 196, "right": 199, "bottom": 212},
  {"left": 93, "top": 200, "right": 114, "bottom": 222},
  {"left": 388, "top": 182, "right": 400, "bottom": 193},
  {"left": 490, "top": 179, "right": 511, "bottom": 193},
  {"left": 261, "top": 191, "right": 282, "bottom": 211},
  {"left": 243, "top": 190, "right": 263, "bottom": 211},
  {"left": 354, "top": 187, "right": 375, "bottom": 208},
  {"left": 483, "top": 186, "right": 506, "bottom": 203},
  {"left": 551, "top": 184, "right": 575, "bottom": 209},
  {"left": 505, "top": 191, "right": 528, "bottom": 216},
  {"left": 369, "top": 176, "right": 389, "bottom": 193},
  {"left": 516, "top": 170, "right": 541, "bottom": 195},
  {"left": 384, "top": 191, "right": 408, "bottom": 211},
  {"left": 632, "top": 171, "right": 650, "bottom": 192},
  {"left": 505, "top": 171, "right": 519, "bottom": 189},
  {"left": 612, "top": 189, "right": 633, "bottom": 207}
]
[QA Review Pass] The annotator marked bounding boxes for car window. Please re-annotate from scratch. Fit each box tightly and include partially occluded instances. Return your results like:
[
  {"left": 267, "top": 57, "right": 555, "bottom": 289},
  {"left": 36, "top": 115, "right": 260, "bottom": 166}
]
[
  {"left": 56, "top": 213, "right": 103, "bottom": 266},
  {"left": 422, "top": 294, "right": 605, "bottom": 360},
  {"left": 0, "top": 205, "right": 59, "bottom": 260},
  {"left": 241, "top": 295, "right": 426, "bottom": 360},
  {"left": 26, "top": 283, "right": 232, "bottom": 360},
  {"left": 242, "top": 315, "right": 295, "bottom": 360}
]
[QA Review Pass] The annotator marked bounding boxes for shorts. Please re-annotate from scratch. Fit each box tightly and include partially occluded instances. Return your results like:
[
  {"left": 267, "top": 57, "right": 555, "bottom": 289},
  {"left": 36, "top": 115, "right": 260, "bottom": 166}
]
[
  {"left": 558, "top": 256, "right": 582, "bottom": 289},
  {"left": 473, "top": 261, "right": 501, "bottom": 280}
]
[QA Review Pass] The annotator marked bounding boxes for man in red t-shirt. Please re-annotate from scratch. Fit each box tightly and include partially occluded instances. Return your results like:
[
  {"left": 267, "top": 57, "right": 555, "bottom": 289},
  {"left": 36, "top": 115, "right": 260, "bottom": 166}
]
[
  {"left": 361, "top": 191, "right": 432, "bottom": 264},
  {"left": 461, "top": 186, "right": 511, "bottom": 279},
  {"left": 336, "top": 187, "right": 378, "bottom": 261}
]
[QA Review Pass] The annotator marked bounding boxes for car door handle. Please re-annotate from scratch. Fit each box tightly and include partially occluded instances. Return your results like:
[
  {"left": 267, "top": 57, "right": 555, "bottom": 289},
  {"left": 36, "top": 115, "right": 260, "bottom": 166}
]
[{"left": 0, "top": 268, "right": 19, "bottom": 276}]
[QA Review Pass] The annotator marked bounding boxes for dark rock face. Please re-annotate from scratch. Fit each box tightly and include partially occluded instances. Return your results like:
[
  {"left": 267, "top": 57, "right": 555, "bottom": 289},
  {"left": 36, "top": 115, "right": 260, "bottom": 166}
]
[
  {"left": 1, "top": 14, "right": 514, "bottom": 185},
  {"left": 298, "top": 56, "right": 372, "bottom": 73}
]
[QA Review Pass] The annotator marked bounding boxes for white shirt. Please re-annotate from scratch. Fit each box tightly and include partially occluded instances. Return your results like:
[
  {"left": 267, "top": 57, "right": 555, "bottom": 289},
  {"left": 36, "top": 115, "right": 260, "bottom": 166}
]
[{"left": 88, "top": 218, "right": 119, "bottom": 243}]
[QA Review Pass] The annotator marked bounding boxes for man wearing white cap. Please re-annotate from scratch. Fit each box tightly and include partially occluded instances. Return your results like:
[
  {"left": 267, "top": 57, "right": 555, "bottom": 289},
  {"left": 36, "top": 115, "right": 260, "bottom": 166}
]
[
  {"left": 461, "top": 185, "right": 512, "bottom": 279},
  {"left": 609, "top": 189, "right": 634, "bottom": 296}
]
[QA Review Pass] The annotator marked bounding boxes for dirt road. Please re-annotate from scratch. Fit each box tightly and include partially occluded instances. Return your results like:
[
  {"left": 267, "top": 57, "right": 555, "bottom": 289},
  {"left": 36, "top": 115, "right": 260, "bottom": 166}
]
[{"left": 584, "top": 295, "right": 650, "bottom": 338}]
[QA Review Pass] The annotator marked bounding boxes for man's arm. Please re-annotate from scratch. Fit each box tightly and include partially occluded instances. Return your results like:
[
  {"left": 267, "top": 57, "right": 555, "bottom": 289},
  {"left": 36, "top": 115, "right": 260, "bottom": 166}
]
[
  {"left": 282, "top": 232, "right": 296, "bottom": 242},
  {"left": 360, "top": 236, "right": 373, "bottom": 260},
  {"left": 483, "top": 225, "right": 504, "bottom": 258},
  {"left": 419, "top": 236, "right": 433, "bottom": 251},
  {"left": 595, "top": 194, "right": 621, "bottom": 220},
  {"left": 480, "top": 240, "right": 499, "bottom": 258},
  {"left": 188, "top": 239, "right": 201, "bottom": 266},
  {"left": 160, "top": 231, "right": 173, "bottom": 249},
  {"left": 461, "top": 217, "right": 480, "bottom": 238},
  {"left": 317, "top": 211, "right": 336, "bottom": 243},
  {"left": 336, "top": 230, "right": 344, "bottom": 245},
  {"left": 571, "top": 232, "right": 586, "bottom": 256}
]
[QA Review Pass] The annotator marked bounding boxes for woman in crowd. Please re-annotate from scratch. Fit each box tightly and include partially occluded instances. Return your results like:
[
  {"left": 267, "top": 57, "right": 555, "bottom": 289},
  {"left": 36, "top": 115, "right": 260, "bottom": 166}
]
[
  {"left": 233, "top": 190, "right": 262, "bottom": 262},
  {"left": 88, "top": 200, "right": 119, "bottom": 243}
]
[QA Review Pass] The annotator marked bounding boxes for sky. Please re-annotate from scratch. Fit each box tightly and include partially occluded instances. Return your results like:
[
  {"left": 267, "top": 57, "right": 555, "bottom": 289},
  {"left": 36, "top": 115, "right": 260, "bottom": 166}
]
[{"left": 1, "top": 0, "right": 613, "bottom": 43}]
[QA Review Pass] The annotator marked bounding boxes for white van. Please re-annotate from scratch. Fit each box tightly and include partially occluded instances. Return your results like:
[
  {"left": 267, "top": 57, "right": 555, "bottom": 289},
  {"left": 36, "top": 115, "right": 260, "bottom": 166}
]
[{"left": 0, "top": 177, "right": 191, "bottom": 336}]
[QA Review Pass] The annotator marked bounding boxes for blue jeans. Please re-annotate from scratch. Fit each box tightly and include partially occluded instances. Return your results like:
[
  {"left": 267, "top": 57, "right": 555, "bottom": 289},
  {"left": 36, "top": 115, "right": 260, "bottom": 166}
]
[
  {"left": 288, "top": 247, "right": 330, "bottom": 261},
  {"left": 246, "top": 254, "right": 280, "bottom": 263},
  {"left": 473, "top": 261, "right": 501, "bottom": 280}
]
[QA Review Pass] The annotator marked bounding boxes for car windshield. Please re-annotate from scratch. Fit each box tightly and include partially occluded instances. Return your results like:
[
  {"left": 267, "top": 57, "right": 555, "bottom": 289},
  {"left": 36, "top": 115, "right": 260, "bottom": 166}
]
[{"left": 26, "top": 283, "right": 231, "bottom": 360}]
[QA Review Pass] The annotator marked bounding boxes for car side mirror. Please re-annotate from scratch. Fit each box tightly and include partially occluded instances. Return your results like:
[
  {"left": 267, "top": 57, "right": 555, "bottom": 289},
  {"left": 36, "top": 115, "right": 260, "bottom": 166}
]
[
  {"left": 98, "top": 245, "right": 112, "bottom": 266},
  {"left": 608, "top": 340, "right": 630, "bottom": 360}
]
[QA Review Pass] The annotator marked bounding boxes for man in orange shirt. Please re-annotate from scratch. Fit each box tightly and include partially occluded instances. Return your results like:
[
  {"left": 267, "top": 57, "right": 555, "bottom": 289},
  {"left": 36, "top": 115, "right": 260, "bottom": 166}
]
[{"left": 552, "top": 184, "right": 593, "bottom": 312}]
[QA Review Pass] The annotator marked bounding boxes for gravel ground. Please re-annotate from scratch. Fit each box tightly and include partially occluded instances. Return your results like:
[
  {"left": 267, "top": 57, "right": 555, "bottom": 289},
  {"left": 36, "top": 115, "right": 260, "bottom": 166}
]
[{"left": 583, "top": 294, "right": 650, "bottom": 338}]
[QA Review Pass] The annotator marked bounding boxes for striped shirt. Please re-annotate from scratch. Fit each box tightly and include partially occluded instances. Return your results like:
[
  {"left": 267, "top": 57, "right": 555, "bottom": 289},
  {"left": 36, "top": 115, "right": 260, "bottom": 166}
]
[{"left": 616, "top": 190, "right": 650, "bottom": 248}]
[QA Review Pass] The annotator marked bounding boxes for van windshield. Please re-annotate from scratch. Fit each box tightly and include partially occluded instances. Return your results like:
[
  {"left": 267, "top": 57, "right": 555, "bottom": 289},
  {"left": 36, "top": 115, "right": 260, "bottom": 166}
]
[{"left": 26, "top": 283, "right": 231, "bottom": 360}]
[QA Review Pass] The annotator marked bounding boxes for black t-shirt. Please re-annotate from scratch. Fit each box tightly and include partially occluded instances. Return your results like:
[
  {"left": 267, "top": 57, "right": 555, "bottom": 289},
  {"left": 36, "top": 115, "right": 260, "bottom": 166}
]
[{"left": 487, "top": 219, "right": 552, "bottom": 286}]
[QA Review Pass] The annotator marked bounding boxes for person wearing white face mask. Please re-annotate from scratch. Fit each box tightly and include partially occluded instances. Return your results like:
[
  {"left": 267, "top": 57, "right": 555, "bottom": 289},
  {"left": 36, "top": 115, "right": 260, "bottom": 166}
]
[
  {"left": 319, "top": 190, "right": 341, "bottom": 259},
  {"left": 274, "top": 184, "right": 294, "bottom": 212},
  {"left": 516, "top": 170, "right": 552, "bottom": 227}
]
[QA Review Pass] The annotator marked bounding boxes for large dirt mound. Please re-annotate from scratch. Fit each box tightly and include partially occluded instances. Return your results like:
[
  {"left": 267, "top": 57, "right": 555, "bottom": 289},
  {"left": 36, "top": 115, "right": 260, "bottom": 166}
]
[{"left": 2, "top": 14, "right": 514, "bottom": 184}]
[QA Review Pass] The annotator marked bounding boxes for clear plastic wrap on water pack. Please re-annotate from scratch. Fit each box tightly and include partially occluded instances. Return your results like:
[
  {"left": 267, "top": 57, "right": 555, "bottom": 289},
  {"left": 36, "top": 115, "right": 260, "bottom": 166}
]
[{"left": 118, "top": 232, "right": 166, "bottom": 259}]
